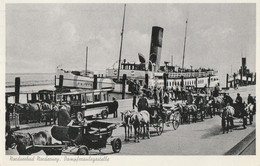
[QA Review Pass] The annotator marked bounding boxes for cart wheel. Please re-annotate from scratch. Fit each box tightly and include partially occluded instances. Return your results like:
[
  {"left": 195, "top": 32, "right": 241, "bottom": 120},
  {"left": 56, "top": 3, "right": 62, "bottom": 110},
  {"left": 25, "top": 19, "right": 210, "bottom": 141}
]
[
  {"left": 101, "top": 110, "right": 108, "bottom": 119},
  {"left": 76, "top": 112, "right": 84, "bottom": 122},
  {"left": 157, "top": 119, "right": 164, "bottom": 135},
  {"left": 112, "top": 138, "right": 122, "bottom": 153},
  {"left": 77, "top": 146, "right": 89, "bottom": 155},
  {"left": 172, "top": 114, "right": 180, "bottom": 130}
]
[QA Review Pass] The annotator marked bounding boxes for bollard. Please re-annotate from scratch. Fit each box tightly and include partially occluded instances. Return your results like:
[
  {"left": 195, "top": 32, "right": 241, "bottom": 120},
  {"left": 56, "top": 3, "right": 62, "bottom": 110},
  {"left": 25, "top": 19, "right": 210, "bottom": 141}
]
[
  {"left": 122, "top": 74, "right": 127, "bottom": 99},
  {"left": 93, "top": 75, "right": 97, "bottom": 90},
  {"left": 59, "top": 75, "right": 64, "bottom": 89},
  {"left": 54, "top": 75, "right": 56, "bottom": 87},
  {"left": 15, "top": 77, "right": 20, "bottom": 103},
  {"left": 145, "top": 73, "right": 149, "bottom": 87},
  {"left": 163, "top": 73, "right": 168, "bottom": 90},
  {"left": 195, "top": 77, "right": 198, "bottom": 90},
  {"left": 226, "top": 74, "right": 229, "bottom": 89},
  {"left": 208, "top": 75, "right": 211, "bottom": 88},
  {"left": 233, "top": 73, "right": 236, "bottom": 89}
]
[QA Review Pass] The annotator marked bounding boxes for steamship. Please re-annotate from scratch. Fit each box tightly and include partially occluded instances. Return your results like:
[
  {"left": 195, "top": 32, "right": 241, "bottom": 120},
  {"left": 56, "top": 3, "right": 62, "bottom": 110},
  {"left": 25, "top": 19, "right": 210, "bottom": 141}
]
[
  {"left": 226, "top": 57, "right": 256, "bottom": 88},
  {"left": 106, "top": 25, "right": 219, "bottom": 92},
  {"left": 55, "top": 5, "right": 219, "bottom": 93},
  {"left": 55, "top": 26, "right": 219, "bottom": 93}
]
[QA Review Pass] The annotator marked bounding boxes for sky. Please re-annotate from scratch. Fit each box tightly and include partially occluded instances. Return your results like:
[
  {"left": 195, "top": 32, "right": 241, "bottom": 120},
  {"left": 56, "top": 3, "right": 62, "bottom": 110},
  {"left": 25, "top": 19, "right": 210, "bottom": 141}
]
[{"left": 6, "top": 4, "right": 256, "bottom": 85}]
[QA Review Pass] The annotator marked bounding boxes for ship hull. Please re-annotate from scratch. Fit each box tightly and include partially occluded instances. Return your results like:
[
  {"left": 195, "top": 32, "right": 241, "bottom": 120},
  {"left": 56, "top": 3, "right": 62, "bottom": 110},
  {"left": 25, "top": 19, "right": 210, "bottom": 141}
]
[{"left": 55, "top": 69, "right": 115, "bottom": 90}]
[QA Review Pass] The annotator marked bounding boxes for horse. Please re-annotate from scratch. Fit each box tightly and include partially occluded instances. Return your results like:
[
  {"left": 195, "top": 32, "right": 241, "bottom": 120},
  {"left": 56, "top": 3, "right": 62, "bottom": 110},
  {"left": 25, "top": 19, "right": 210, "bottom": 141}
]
[
  {"left": 59, "top": 104, "right": 71, "bottom": 115},
  {"left": 139, "top": 110, "right": 150, "bottom": 139},
  {"left": 14, "top": 103, "right": 43, "bottom": 124},
  {"left": 245, "top": 103, "right": 254, "bottom": 125},
  {"left": 205, "top": 99, "right": 214, "bottom": 118},
  {"left": 221, "top": 105, "right": 235, "bottom": 134},
  {"left": 208, "top": 96, "right": 225, "bottom": 115},
  {"left": 195, "top": 96, "right": 207, "bottom": 121},
  {"left": 121, "top": 110, "right": 135, "bottom": 141},
  {"left": 171, "top": 103, "right": 188, "bottom": 124},
  {"left": 184, "top": 104, "right": 198, "bottom": 123},
  {"left": 41, "top": 102, "right": 59, "bottom": 126},
  {"left": 130, "top": 111, "right": 142, "bottom": 142},
  {"left": 5, "top": 130, "right": 53, "bottom": 155}
]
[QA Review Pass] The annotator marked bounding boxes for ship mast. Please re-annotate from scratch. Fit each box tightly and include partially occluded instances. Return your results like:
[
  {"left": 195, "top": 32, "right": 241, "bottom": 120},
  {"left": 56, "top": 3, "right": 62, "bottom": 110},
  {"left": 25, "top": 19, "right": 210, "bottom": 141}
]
[
  {"left": 85, "top": 46, "right": 88, "bottom": 76},
  {"left": 117, "top": 4, "right": 126, "bottom": 81},
  {"left": 181, "top": 18, "right": 188, "bottom": 69}
]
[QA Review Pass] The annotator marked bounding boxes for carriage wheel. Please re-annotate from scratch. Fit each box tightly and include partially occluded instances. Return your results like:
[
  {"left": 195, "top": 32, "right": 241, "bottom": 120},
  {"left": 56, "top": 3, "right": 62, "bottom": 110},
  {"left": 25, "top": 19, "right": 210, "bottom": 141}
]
[
  {"left": 76, "top": 112, "right": 84, "bottom": 122},
  {"left": 172, "top": 113, "right": 180, "bottom": 130},
  {"left": 101, "top": 110, "right": 108, "bottom": 119},
  {"left": 157, "top": 119, "right": 164, "bottom": 135},
  {"left": 112, "top": 138, "right": 122, "bottom": 153},
  {"left": 77, "top": 146, "right": 89, "bottom": 155},
  {"left": 172, "top": 119, "right": 180, "bottom": 130}
]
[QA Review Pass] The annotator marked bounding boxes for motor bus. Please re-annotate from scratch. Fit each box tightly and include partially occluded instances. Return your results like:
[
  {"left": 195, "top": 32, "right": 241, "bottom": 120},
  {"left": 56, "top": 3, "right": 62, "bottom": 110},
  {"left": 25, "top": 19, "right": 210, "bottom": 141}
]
[{"left": 56, "top": 89, "right": 115, "bottom": 121}]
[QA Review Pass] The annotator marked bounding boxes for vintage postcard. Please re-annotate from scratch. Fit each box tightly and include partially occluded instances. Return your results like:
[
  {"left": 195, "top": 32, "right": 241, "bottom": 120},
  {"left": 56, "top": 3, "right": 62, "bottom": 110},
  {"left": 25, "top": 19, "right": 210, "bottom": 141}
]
[{"left": 0, "top": 1, "right": 259, "bottom": 166}]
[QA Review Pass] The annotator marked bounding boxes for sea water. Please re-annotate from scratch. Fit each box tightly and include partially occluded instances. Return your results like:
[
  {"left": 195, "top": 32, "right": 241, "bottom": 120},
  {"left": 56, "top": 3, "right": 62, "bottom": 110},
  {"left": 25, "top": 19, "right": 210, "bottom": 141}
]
[{"left": 6, "top": 73, "right": 55, "bottom": 103}]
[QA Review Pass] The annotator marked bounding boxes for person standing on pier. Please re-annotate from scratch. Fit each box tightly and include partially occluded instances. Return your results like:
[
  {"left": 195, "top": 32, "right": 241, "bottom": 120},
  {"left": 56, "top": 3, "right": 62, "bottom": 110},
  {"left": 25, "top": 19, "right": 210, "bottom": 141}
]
[
  {"left": 57, "top": 107, "right": 72, "bottom": 126},
  {"left": 159, "top": 88, "right": 163, "bottom": 104},
  {"left": 235, "top": 93, "right": 247, "bottom": 128},
  {"left": 132, "top": 94, "right": 137, "bottom": 109},
  {"left": 186, "top": 91, "right": 193, "bottom": 105},
  {"left": 224, "top": 93, "right": 233, "bottom": 106},
  {"left": 175, "top": 87, "right": 179, "bottom": 101},
  {"left": 153, "top": 87, "right": 158, "bottom": 104},
  {"left": 247, "top": 94, "right": 254, "bottom": 105},
  {"left": 164, "top": 89, "right": 169, "bottom": 104},
  {"left": 137, "top": 93, "right": 149, "bottom": 112},
  {"left": 112, "top": 97, "right": 119, "bottom": 118}
]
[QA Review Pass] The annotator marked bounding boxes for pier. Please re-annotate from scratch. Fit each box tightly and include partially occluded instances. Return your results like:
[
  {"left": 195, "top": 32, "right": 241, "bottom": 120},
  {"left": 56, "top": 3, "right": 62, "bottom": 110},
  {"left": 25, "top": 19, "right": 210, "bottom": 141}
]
[{"left": 6, "top": 85, "right": 256, "bottom": 155}]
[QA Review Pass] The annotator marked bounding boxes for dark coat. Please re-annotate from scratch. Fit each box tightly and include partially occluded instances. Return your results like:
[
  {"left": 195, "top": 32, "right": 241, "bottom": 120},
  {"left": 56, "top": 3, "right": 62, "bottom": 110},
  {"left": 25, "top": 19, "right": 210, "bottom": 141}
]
[
  {"left": 248, "top": 96, "right": 254, "bottom": 105},
  {"left": 224, "top": 95, "right": 233, "bottom": 106},
  {"left": 57, "top": 109, "right": 71, "bottom": 126},
  {"left": 112, "top": 100, "right": 119, "bottom": 111}
]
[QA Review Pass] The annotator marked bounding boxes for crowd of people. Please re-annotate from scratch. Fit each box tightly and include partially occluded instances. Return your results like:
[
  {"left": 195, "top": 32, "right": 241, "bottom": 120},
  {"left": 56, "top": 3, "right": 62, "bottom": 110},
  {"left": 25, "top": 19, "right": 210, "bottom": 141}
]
[{"left": 129, "top": 78, "right": 256, "bottom": 129}]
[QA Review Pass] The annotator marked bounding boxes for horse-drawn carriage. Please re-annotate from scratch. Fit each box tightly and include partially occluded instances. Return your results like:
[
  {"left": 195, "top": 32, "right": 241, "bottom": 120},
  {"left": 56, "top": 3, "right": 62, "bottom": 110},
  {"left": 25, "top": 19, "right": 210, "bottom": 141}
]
[
  {"left": 6, "top": 121, "right": 121, "bottom": 155},
  {"left": 209, "top": 93, "right": 256, "bottom": 134},
  {"left": 147, "top": 103, "right": 181, "bottom": 134},
  {"left": 50, "top": 121, "right": 122, "bottom": 155}
]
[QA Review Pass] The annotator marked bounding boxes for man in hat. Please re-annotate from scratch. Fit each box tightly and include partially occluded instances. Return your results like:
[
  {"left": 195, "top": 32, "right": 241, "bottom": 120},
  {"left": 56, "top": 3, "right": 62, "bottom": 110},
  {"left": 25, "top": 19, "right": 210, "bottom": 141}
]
[
  {"left": 112, "top": 97, "right": 119, "bottom": 118},
  {"left": 224, "top": 93, "right": 233, "bottom": 107},
  {"left": 186, "top": 91, "right": 193, "bottom": 105},
  {"left": 247, "top": 94, "right": 254, "bottom": 105},
  {"left": 137, "top": 93, "right": 149, "bottom": 112},
  {"left": 57, "top": 107, "right": 72, "bottom": 126},
  {"left": 132, "top": 94, "right": 137, "bottom": 109},
  {"left": 235, "top": 93, "right": 243, "bottom": 106},
  {"left": 235, "top": 93, "right": 247, "bottom": 128}
]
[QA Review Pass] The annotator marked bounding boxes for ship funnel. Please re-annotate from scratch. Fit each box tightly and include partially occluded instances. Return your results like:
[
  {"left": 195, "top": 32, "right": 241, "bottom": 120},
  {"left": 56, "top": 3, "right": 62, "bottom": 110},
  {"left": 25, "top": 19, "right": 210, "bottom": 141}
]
[{"left": 149, "top": 26, "right": 164, "bottom": 71}]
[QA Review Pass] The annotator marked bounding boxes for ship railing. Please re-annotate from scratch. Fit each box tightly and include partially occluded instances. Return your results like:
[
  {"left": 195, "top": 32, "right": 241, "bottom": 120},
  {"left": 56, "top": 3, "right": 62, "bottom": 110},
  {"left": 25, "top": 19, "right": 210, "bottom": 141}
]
[{"left": 168, "top": 70, "right": 217, "bottom": 78}]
